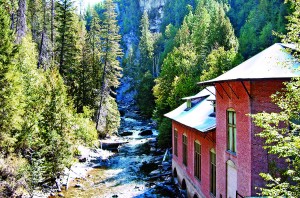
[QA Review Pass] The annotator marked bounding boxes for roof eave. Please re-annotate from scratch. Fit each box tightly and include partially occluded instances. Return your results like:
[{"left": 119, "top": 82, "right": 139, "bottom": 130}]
[{"left": 197, "top": 77, "right": 294, "bottom": 86}]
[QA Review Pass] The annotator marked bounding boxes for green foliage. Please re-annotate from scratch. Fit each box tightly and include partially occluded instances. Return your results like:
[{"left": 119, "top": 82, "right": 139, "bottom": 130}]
[
  {"left": 154, "top": 0, "right": 238, "bottom": 148},
  {"left": 14, "top": 36, "right": 97, "bottom": 187},
  {"left": 161, "top": 0, "right": 197, "bottom": 32},
  {"left": 136, "top": 71, "right": 156, "bottom": 118},
  {"left": 55, "top": 0, "right": 82, "bottom": 107},
  {"left": 201, "top": 47, "right": 243, "bottom": 81},
  {"left": 283, "top": 0, "right": 300, "bottom": 52},
  {"left": 75, "top": 10, "right": 102, "bottom": 113},
  {"left": 0, "top": 0, "right": 22, "bottom": 153},
  {"left": 157, "top": 118, "right": 172, "bottom": 149},
  {"left": 96, "top": 0, "right": 122, "bottom": 136},
  {"left": 154, "top": 43, "right": 198, "bottom": 148},
  {"left": 118, "top": 0, "right": 141, "bottom": 35},
  {"left": 139, "top": 12, "right": 154, "bottom": 73},
  {"left": 236, "top": 0, "right": 287, "bottom": 58}
]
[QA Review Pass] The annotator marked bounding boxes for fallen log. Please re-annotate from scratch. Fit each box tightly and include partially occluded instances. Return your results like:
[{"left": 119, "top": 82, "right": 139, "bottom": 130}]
[{"left": 145, "top": 172, "right": 172, "bottom": 181}]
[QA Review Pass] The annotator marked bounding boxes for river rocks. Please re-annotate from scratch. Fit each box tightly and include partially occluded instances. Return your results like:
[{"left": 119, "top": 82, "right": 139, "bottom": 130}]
[
  {"left": 149, "top": 169, "right": 161, "bottom": 176},
  {"left": 78, "top": 156, "right": 87, "bottom": 162},
  {"left": 139, "top": 129, "right": 153, "bottom": 136},
  {"left": 118, "top": 131, "right": 133, "bottom": 137},
  {"left": 150, "top": 147, "right": 156, "bottom": 152},
  {"left": 74, "top": 183, "right": 82, "bottom": 188}
]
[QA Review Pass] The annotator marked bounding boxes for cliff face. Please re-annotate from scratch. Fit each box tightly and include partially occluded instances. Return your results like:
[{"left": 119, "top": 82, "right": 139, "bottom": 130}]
[
  {"left": 139, "top": 0, "right": 166, "bottom": 12},
  {"left": 139, "top": 0, "right": 166, "bottom": 32}
]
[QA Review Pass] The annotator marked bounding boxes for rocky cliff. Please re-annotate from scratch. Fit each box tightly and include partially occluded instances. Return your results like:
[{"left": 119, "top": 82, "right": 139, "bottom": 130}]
[{"left": 139, "top": 0, "right": 166, "bottom": 32}]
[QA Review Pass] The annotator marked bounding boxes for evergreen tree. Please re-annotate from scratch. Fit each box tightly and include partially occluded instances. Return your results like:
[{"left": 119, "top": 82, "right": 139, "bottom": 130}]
[
  {"left": 96, "top": 0, "right": 122, "bottom": 136},
  {"left": 55, "top": 0, "right": 81, "bottom": 105},
  {"left": 238, "top": 0, "right": 287, "bottom": 58},
  {"left": 136, "top": 71, "right": 156, "bottom": 118},
  {"left": 0, "top": 0, "right": 22, "bottom": 153},
  {"left": 16, "top": 0, "right": 27, "bottom": 43},
  {"left": 78, "top": 10, "right": 103, "bottom": 114},
  {"left": 154, "top": 0, "right": 239, "bottom": 148},
  {"left": 139, "top": 11, "right": 154, "bottom": 73},
  {"left": 200, "top": 47, "right": 243, "bottom": 81}
]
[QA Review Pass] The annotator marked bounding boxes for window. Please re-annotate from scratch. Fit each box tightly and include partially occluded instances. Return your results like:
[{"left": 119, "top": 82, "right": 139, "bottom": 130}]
[
  {"left": 194, "top": 141, "right": 201, "bottom": 180},
  {"left": 210, "top": 149, "right": 216, "bottom": 197},
  {"left": 227, "top": 110, "right": 237, "bottom": 153},
  {"left": 183, "top": 134, "right": 188, "bottom": 166},
  {"left": 174, "top": 128, "right": 178, "bottom": 156}
]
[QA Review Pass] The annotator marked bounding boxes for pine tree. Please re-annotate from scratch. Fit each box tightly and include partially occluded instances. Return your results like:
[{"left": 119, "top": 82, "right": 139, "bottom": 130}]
[
  {"left": 96, "top": 0, "right": 122, "bottom": 136},
  {"left": 79, "top": 11, "right": 103, "bottom": 113},
  {"left": 16, "top": 0, "right": 27, "bottom": 43},
  {"left": 139, "top": 11, "right": 154, "bottom": 73},
  {"left": 0, "top": 0, "right": 23, "bottom": 153},
  {"left": 55, "top": 0, "right": 82, "bottom": 109}
]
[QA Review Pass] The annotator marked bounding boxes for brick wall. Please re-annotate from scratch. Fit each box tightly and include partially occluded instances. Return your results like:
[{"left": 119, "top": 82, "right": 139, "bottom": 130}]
[
  {"left": 250, "top": 80, "right": 286, "bottom": 195},
  {"left": 172, "top": 121, "right": 216, "bottom": 198},
  {"left": 215, "top": 81, "right": 252, "bottom": 198},
  {"left": 216, "top": 79, "right": 286, "bottom": 197}
]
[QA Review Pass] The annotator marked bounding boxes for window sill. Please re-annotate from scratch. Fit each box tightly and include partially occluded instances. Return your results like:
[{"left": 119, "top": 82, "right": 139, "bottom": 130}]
[
  {"left": 195, "top": 176, "right": 201, "bottom": 183},
  {"left": 226, "top": 150, "right": 237, "bottom": 157}
]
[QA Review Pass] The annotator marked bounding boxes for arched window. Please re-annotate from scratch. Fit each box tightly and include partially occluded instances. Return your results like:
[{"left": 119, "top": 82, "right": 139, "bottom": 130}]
[
  {"left": 227, "top": 109, "right": 237, "bottom": 153},
  {"left": 194, "top": 140, "right": 201, "bottom": 180},
  {"left": 182, "top": 179, "right": 187, "bottom": 190},
  {"left": 210, "top": 148, "right": 216, "bottom": 196},
  {"left": 174, "top": 128, "right": 178, "bottom": 156},
  {"left": 173, "top": 168, "right": 178, "bottom": 178},
  {"left": 182, "top": 134, "right": 188, "bottom": 166}
]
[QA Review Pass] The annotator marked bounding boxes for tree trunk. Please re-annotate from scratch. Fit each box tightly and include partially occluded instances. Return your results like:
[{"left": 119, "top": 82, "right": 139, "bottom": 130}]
[
  {"left": 51, "top": 0, "right": 54, "bottom": 44},
  {"left": 16, "top": 0, "right": 27, "bottom": 43},
  {"left": 50, "top": 0, "right": 55, "bottom": 65},
  {"left": 38, "top": 0, "right": 47, "bottom": 69}
]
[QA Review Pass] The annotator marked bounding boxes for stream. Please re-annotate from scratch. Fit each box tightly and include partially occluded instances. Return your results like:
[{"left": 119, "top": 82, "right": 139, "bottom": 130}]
[{"left": 51, "top": 77, "right": 182, "bottom": 198}]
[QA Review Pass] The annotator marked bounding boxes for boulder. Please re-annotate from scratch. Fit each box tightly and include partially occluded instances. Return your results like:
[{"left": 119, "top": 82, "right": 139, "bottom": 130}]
[
  {"left": 78, "top": 156, "right": 87, "bottom": 162},
  {"left": 138, "top": 129, "right": 153, "bottom": 136},
  {"left": 75, "top": 183, "right": 82, "bottom": 188},
  {"left": 149, "top": 169, "right": 160, "bottom": 176},
  {"left": 118, "top": 131, "right": 133, "bottom": 137}
]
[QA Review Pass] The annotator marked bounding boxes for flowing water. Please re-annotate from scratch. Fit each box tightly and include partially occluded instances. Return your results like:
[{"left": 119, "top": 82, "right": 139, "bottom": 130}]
[{"left": 53, "top": 77, "right": 180, "bottom": 198}]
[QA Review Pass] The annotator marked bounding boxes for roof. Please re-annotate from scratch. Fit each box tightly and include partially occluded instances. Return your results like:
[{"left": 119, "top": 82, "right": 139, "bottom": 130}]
[
  {"left": 198, "top": 43, "right": 300, "bottom": 85},
  {"left": 164, "top": 86, "right": 216, "bottom": 133}
]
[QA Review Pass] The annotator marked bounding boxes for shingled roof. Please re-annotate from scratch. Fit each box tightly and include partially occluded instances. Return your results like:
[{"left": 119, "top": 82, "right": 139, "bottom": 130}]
[
  {"left": 164, "top": 87, "right": 216, "bottom": 133},
  {"left": 198, "top": 43, "right": 300, "bottom": 85}
]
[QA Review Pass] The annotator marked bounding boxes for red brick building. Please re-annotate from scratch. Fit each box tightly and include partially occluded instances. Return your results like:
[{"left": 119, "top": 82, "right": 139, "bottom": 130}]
[{"left": 165, "top": 43, "right": 300, "bottom": 198}]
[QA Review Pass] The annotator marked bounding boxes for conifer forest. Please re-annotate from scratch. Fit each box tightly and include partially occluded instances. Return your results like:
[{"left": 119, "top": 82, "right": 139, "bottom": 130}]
[{"left": 0, "top": 0, "right": 300, "bottom": 197}]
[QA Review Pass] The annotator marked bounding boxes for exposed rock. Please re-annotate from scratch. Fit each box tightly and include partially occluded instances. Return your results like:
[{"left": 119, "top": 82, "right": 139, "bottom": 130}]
[
  {"left": 118, "top": 131, "right": 133, "bottom": 137},
  {"left": 140, "top": 161, "right": 158, "bottom": 174},
  {"left": 139, "top": 129, "right": 153, "bottom": 136},
  {"left": 149, "top": 169, "right": 161, "bottom": 176},
  {"left": 75, "top": 183, "right": 82, "bottom": 188},
  {"left": 58, "top": 193, "right": 64, "bottom": 197},
  {"left": 78, "top": 156, "right": 87, "bottom": 162},
  {"left": 139, "top": 0, "right": 166, "bottom": 32}
]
